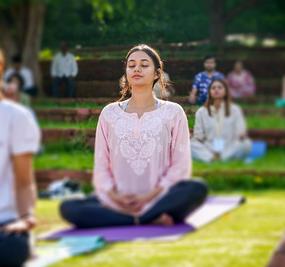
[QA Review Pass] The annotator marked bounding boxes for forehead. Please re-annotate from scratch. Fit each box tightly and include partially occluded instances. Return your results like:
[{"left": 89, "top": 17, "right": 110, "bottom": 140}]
[
  {"left": 127, "top": 51, "right": 152, "bottom": 62},
  {"left": 211, "top": 81, "right": 224, "bottom": 87},
  {"left": 205, "top": 58, "right": 215, "bottom": 63}
]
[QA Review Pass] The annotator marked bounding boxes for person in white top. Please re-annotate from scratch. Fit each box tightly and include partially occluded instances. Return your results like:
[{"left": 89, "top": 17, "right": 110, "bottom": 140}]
[
  {"left": 4, "top": 54, "right": 38, "bottom": 96},
  {"left": 152, "top": 71, "right": 175, "bottom": 99},
  {"left": 191, "top": 79, "right": 251, "bottom": 162},
  {"left": 51, "top": 42, "right": 78, "bottom": 97},
  {"left": 0, "top": 50, "right": 41, "bottom": 267}
]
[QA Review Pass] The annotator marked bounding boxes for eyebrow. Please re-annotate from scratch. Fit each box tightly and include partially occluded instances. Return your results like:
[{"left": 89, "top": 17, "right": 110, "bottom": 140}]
[{"left": 127, "top": 59, "right": 150, "bottom": 63}]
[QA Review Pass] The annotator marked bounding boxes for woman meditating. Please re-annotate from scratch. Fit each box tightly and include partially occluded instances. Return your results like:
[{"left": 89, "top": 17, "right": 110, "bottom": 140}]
[
  {"left": 191, "top": 79, "right": 252, "bottom": 163},
  {"left": 60, "top": 44, "right": 208, "bottom": 228}
]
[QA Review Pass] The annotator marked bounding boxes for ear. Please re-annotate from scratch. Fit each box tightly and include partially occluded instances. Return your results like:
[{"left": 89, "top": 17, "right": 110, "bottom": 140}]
[{"left": 154, "top": 69, "right": 160, "bottom": 80}]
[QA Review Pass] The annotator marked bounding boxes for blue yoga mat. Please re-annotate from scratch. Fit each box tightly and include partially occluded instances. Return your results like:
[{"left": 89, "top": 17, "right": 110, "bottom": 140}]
[{"left": 245, "top": 141, "right": 267, "bottom": 163}]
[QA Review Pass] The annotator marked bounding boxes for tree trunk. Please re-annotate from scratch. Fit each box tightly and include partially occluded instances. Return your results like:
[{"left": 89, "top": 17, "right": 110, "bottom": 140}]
[
  {"left": 209, "top": 0, "right": 225, "bottom": 49},
  {"left": 22, "top": 1, "right": 46, "bottom": 96}
]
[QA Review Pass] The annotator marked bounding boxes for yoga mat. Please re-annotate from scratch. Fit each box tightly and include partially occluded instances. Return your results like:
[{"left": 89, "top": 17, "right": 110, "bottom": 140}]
[
  {"left": 42, "top": 195, "right": 245, "bottom": 242},
  {"left": 245, "top": 141, "right": 267, "bottom": 163},
  {"left": 26, "top": 236, "right": 105, "bottom": 267}
]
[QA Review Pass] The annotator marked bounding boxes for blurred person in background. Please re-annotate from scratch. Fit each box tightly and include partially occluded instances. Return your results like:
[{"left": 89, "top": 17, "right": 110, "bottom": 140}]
[
  {"left": 51, "top": 41, "right": 78, "bottom": 98},
  {"left": 227, "top": 60, "right": 256, "bottom": 99},
  {"left": 4, "top": 53, "right": 38, "bottom": 97},
  {"left": 191, "top": 79, "right": 251, "bottom": 162},
  {"left": 5, "top": 73, "right": 31, "bottom": 106},
  {"left": 189, "top": 55, "right": 224, "bottom": 105},
  {"left": 152, "top": 71, "right": 175, "bottom": 99},
  {"left": 267, "top": 234, "right": 285, "bottom": 267},
  {"left": 0, "top": 49, "right": 41, "bottom": 267}
]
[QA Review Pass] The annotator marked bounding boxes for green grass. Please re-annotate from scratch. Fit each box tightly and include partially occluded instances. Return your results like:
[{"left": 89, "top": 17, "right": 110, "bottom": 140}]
[
  {"left": 39, "top": 117, "right": 98, "bottom": 129},
  {"left": 35, "top": 191, "right": 285, "bottom": 267},
  {"left": 246, "top": 115, "right": 285, "bottom": 129},
  {"left": 35, "top": 145, "right": 285, "bottom": 173},
  {"left": 38, "top": 115, "right": 284, "bottom": 130},
  {"left": 193, "top": 148, "right": 285, "bottom": 172},
  {"left": 32, "top": 101, "right": 105, "bottom": 109}
]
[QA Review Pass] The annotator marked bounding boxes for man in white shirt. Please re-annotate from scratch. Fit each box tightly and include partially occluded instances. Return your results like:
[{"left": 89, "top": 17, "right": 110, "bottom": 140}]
[
  {"left": 51, "top": 42, "right": 78, "bottom": 97},
  {"left": 4, "top": 54, "right": 38, "bottom": 96},
  {"left": 0, "top": 50, "right": 41, "bottom": 267}
]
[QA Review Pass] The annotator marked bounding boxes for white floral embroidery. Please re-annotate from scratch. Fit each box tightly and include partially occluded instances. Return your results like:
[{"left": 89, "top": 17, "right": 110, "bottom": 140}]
[{"left": 102, "top": 102, "right": 181, "bottom": 176}]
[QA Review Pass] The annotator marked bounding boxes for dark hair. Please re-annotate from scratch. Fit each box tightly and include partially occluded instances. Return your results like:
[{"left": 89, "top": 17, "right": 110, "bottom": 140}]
[
  {"left": 203, "top": 55, "right": 216, "bottom": 62},
  {"left": 12, "top": 54, "right": 22, "bottom": 64},
  {"left": 205, "top": 79, "right": 231, "bottom": 117},
  {"left": 7, "top": 73, "right": 24, "bottom": 91},
  {"left": 119, "top": 44, "right": 168, "bottom": 101}
]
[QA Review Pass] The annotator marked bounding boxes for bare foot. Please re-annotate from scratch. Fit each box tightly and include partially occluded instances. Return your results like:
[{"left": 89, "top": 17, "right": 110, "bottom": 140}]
[{"left": 152, "top": 213, "right": 174, "bottom": 226}]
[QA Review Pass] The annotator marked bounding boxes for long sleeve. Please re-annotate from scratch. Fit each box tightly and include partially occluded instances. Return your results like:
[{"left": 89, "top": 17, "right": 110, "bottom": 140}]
[
  {"left": 193, "top": 109, "right": 206, "bottom": 141},
  {"left": 192, "top": 74, "right": 200, "bottom": 89},
  {"left": 234, "top": 105, "right": 247, "bottom": 137},
  {"left": 71, "top": 55, "right": 78, "bottom": 77},
  {"left": 158, "top": 107, "right": 192, "bottom": 191},
  {"left": 50, "top": 55, "right": 58, "bottom": 77},
  {"left": 93, "top": 114, "right": 115, "bottom": 193}
]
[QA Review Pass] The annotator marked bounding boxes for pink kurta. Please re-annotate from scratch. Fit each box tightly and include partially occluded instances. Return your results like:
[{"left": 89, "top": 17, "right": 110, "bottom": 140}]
[
  {"left": 93, "top": 100, "right": 191, "bottom": 215},
  {"left": 227, "top": 70, "right": 256, "bottom": 98}
]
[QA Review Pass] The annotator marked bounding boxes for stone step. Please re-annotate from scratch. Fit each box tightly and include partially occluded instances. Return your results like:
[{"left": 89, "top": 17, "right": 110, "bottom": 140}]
[
  {"left": 41, "top": 78, "right": 282, "bottom": 97},
  {"left": 41, "top": 128, "right": 285, "bottom": 147},
  {"left": 35, "top": 106, "right": 285, "bottom": 122},
  {"left": 33, "top": 95, "right": 277, "bottom": 106},
  {"left": 41, "top": 59, "right": 285, "bottom": 81},
  {"left": 35, "top": 169, "right": 285, "bottom": 190}
]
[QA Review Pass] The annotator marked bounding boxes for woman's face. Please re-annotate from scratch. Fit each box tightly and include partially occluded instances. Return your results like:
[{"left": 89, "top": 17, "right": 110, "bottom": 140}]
[
  {"left": 126, "top": 51, "right": 158, "bottom": 89},
  {"left": 234, "top": 61, "right": 243, "bottom": 72},
  {"left": 210, "top": 81, "right": 226, "bottom": 100}
]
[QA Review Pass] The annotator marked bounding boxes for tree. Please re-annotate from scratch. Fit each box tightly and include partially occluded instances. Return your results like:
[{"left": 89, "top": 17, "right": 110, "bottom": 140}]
[
  {"left": 0, "top": 0, "right": 46, "bottom": 93},
  {"left": 208, "top": 0, "right": 262, "bottom": 47}
]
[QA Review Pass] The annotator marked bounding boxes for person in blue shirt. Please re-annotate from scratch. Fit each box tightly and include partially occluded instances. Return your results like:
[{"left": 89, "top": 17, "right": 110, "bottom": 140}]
[{"left": 189, "top": 55, "right": 224, "bottom": 105}]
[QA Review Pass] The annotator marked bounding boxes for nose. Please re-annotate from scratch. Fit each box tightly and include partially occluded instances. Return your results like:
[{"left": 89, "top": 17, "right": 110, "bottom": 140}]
[{"left": 134, "top": 65, "right": 142, "bottom": 72}]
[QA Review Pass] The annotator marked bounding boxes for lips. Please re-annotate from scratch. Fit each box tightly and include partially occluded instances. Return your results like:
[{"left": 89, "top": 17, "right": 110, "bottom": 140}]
[{"left": 132, "top": 75, "right": 143, "bottom": 79}]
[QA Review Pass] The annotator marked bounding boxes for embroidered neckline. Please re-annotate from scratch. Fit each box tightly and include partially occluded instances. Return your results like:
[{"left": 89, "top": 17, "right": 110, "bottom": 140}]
[{"left": 117, "top": 99, "right": 166, "bottom": 119}]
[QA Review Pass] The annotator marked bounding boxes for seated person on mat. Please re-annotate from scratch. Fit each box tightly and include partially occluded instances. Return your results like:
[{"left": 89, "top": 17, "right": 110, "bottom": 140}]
[
  {"left": 191, "top": 79, "right": 252, "bottom": 163},
  {"left": 267, "top": 234, "right": 285, "bottom": 267},
  {"left": 0, "top": 50, "right": 41, "bottom": 267},
  {"left": 60, "top": 44, "right": 208, "bottom": 228}
]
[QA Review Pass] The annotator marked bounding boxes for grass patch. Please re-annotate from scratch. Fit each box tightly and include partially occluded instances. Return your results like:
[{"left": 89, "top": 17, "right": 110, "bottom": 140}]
[
  {"left": 35, "top": 190, "right": 285, "bottom": 267},
  {"left": 35, "top": 146, "right": 285, "bottom": 190},
  {"left": 39, "top": 117, "right": 98, "bottom": 129},
  {"left": 38, "top": 115, "right": 284, "bottom": 130}
]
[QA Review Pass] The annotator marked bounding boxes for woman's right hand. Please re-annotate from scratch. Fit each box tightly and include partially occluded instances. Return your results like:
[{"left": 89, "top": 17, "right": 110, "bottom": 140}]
[
  {"left": 2, "top": 216, "right": 36, "bottom": 233},
  {"left": 108, "top": 189, "right": 142, "bottom": 214}
]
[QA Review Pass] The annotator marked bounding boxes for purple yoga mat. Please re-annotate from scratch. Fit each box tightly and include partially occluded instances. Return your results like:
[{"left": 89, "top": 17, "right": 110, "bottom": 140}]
[
  {"left": 44, "top": 195, "right": 244, "bottom": 242},
  {"left": 46, "top": 224, "right": 194, "bottom": 242}
]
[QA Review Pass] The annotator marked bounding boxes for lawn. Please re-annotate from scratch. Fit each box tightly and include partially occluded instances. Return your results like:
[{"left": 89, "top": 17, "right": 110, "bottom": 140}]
[
  {"left": 35, "top": 146, "right": 285, "bottom": 173},
  {"left": 38, "top": 115, "right": 285, "bottom": 130},
  {"left": 35, "top": 190, "right": 285, "bottom": 267}
]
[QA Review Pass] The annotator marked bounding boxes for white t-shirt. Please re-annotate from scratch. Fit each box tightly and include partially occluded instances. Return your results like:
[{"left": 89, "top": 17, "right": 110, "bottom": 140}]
[
  {"left": 50, "top": 52, "right": 78, "bottom": 78},
  {"left": 4, "top": 67, "right": 35, "bottom": 90},
  {"left": 0, "top": 100, "right": 41, "bottom": 224}
]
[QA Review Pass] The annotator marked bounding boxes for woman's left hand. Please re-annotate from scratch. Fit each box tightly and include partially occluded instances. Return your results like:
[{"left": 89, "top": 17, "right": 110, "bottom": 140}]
[
  {"left": 129, "top": 187, "right": 163, "bottom": 215},
  {"left": 3, "top": 216, "right": 36, "bottom": 233}
]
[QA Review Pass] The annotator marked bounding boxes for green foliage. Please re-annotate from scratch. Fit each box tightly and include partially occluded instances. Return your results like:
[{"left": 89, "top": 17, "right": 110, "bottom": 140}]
[{"left": 42, "top": 0, "right": 285, "bottom": 48}]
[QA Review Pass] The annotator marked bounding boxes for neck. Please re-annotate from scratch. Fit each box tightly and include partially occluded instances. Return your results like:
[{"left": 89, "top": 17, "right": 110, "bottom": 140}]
[
  {"left": 206, "top": 70, "right": 214, "bottom": 76},
  {"left": 213, "top": 99, "right": 223, "bottom": 110},
  {"left": 129, "top": 86, "right": 155, "bottom": 108}
]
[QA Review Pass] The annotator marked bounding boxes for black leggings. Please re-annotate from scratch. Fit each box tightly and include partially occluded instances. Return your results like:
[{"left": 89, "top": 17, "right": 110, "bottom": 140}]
[
  {"left": 0, "top": 229, "right": 29, "bottom": 267},
  {"left": 60, "top": 179, "right": 208, "bottom": 228}
]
